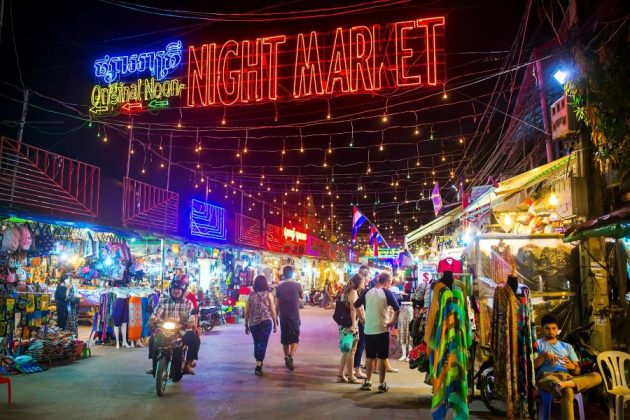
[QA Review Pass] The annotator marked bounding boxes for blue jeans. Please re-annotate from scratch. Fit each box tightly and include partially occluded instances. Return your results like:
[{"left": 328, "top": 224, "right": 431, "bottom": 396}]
[
  {"left": 354, "top": 321, "right": 365, "bottom": 368},
  {"left": 250, "top": 320, "right": 273, "bottom": 362}
]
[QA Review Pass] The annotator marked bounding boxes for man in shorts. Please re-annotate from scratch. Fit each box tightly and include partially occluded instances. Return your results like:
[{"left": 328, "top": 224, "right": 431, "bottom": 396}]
[
  {"left": 354, "top": 272, "right": 399, "bottom": 393},
  {"left": 275, "top": 266, "right": 303, "bottom": 371}
]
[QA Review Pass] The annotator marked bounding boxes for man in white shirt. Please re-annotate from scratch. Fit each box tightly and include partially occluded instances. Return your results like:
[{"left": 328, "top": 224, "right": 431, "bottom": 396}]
[{"left": 354, "top": 272, "right": 400, "bottom": 393}]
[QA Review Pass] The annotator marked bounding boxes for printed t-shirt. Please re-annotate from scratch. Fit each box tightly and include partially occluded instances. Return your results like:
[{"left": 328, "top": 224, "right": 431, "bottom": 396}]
[{"left": 355, "top": 287, "right": 400, "bottom": 335}]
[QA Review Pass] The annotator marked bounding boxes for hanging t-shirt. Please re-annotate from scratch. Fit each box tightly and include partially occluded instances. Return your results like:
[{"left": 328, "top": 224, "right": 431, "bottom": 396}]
[{"left": 437, "top": 257, "right": 462, "bottom": 274}]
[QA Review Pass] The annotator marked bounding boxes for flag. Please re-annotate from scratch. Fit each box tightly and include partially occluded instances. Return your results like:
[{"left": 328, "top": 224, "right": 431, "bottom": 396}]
[
  {"left": 351, "top": 207, "right": 367, "bottom": 244},
  {"left": 368, "top": 225, "right": 384, "bottom": 257},
  {"left": 431, "top": 182, "right": 443, "bottom": 217}
]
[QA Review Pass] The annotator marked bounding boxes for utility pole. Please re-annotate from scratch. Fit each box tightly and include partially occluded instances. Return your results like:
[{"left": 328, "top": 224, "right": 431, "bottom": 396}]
[
  {"left": 532, "top": 49, "right": 554, "bottom": 163},
  {"left": 159, "top": 132, "right": 173, "bottom": 292},
  {"left": 8, "top": 88, "right": 29, "bottom": 207},
  {"left": 0, "top": 0, "right": 5, "bottom": 49}
]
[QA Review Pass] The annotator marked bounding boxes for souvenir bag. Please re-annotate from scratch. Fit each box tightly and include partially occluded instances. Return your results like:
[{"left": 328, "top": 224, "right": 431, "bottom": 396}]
[
  {"left": 19, "top": 225, "right": 33, "bottom": 251},
  {"left": 1, "top": 226, "right": 21, "bottom": 252}
]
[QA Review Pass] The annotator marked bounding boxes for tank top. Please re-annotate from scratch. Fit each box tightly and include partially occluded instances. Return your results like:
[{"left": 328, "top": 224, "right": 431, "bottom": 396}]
[{"left": 248, "top": 291, "right": 272, "bottom": 326}]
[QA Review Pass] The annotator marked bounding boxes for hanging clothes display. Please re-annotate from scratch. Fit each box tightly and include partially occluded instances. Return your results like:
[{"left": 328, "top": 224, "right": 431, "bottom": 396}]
[
  {"left": 437, "top": 257, "right": 462, "bottom": 274},
  {"left": 490, "top": 240, "right": 515, "bottom": 284},
  {"left": 425, "top": 282, "right": 472, "bottom": 420},
  {"left": 491, "top": 284, "right": 536, "bottom": 418},
  {"left": 127, "top": 296, "right": 143, "bottom": 341}
]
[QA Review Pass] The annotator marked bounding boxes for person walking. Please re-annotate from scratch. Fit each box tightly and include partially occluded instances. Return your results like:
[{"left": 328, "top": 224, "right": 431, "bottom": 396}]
[
  {"left": 354, "top": 272, "right": 400, "bottom": 393},
  {"left": 353, "top": 265, "right": 370, "bottom": 379},
  {"left": 275, "top": 266, "right": 303, "bottom": 371},
  {"left": 336, "top": 274, "right": 365, "bottom": 383},
  {"left": 245, "top": 275, "right": 277, "bottom": 376}
]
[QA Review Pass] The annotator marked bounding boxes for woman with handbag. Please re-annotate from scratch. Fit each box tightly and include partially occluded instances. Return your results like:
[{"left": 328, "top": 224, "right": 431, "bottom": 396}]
[
  {"left": 335, "top": 274, "right": 364, "bottom": 383},
  {"left": 244, "top": 275, "right": 277, "bottom": 376}
]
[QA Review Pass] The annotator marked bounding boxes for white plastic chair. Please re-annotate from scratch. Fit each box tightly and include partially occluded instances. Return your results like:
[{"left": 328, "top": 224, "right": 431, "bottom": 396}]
[{"left": 597, "top": 351, "right": 630, "bottom": 420}]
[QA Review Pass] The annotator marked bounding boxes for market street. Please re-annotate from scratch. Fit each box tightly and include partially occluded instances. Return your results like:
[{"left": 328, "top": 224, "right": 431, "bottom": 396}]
[{"left": 4, "top": 306, "right": 499, "bottom": 420}]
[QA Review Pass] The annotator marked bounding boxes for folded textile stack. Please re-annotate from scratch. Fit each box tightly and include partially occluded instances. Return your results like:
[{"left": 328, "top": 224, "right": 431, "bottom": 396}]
[{"left": 25, "top": 339, "right": 44, "bottom": 361}]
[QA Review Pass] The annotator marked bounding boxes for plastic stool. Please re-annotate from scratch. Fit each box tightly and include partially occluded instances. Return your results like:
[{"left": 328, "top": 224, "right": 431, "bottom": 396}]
[
  {"left": 539, "top": 390, "right": 585, "bottom": 420},
  {"left": 0, "top": 375, "right": 11, "bottom": 405}
]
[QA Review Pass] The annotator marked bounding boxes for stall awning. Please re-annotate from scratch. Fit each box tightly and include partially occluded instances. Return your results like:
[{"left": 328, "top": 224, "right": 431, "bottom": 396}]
[
  {"left": 405, "top": 206, "right": 461, "bottom": 245},
  {"left": 564, "top": 206, "right": 630, "bottom": 242},
  {"left": 458, "top": 187, "right": 496, "bottom": 221},
  {"left": 494, "top": 153, "right": 574, "bottom": 196}
]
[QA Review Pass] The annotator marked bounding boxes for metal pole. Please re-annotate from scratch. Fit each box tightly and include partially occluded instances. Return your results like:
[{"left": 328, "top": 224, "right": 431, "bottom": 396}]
[
  {"left": 0, "top": 0, "right": 5, "bottom": 48},
  {"left": 160, "top": 132, "right": 173, "bottom": 292},
  {"left": 533, "top": 49, "right": 554, "bottom": 163},
  {"left": 9, "top": 88, "right": 29, "bottom": 207}
]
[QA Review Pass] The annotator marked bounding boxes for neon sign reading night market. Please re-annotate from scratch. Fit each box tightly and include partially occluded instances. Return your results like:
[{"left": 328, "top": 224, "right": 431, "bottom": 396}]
[{"left": 89, "top": 16, "right": 445, "bottom": 115}]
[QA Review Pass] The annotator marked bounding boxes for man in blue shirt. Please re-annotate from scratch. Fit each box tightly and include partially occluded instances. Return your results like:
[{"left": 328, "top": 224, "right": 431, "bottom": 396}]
[{"left": 535, "top": 314, "right": 602, "bottom": 420}]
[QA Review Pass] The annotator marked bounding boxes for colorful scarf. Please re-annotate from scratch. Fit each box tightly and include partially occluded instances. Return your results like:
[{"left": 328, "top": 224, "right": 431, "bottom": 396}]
[
  {"left": 491, "top": 285, "right": 536, "bottom": 418},
  {"left": 429, "top": 287, "right": 471, "bottom": 420},
  {"left": 127, "top": 296, "right": 142, "bottom": 341}
]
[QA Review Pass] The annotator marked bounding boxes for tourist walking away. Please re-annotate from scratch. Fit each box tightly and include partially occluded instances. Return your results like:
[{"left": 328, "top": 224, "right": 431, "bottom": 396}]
[
  {"left": 336, "top": 274, "right": 365, "bottom": 383},
  {"left": 535, "top": 314, "right": 602, "bottom": 420},
  {"left": 245, "top": 275, "right": 277, "bottom": 375},
  {"left": 353, "top": 265, "right": 371, "bottom": 378},
  {"left": 354, "top": 272, "right": 400, "bottom": 393},
  {"left": 275, "top": 266, "right": 303, "bottom": 371}
]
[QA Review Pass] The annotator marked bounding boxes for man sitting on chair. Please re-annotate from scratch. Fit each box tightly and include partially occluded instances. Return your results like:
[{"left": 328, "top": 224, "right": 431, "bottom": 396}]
[{"left": 535, "top": 314, "right": 602, "bottom": 420}]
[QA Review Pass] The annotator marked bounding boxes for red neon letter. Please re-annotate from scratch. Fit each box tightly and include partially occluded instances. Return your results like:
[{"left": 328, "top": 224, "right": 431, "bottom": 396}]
[
  {"left": 187, "top": 45, "right": 208, "bottom": 107},
  {"left": 349, "top": 26, "right": 375, "bottom": 92},
  {"left": 217, "top": 40, "right": 241, "bottom": 105},
  {"left": 261, "top": 35, "right": 287, "bottom": 101},
  {"left": 372, "top": 24, "right": 397, "bottom": 90},
  {"left": 293, "top": 32, "right": 324, "bottom": 98},
  {"left": 417, "top": 16, "right": 445, "bottom": 86},
  {"left": 326, "top": 27, "right": 350, "bottom": 94},
  {"left": 395, "top": 21, "right": 422, "bottom": 87},
  {"left": 241, "top": 39, "right": 263, "bottom": 103}
]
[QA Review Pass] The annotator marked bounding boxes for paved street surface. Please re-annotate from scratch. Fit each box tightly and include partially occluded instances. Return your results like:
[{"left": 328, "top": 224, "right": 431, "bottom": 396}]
[{"left": 4, "top": 307, "right": 502, "bottom": 419}]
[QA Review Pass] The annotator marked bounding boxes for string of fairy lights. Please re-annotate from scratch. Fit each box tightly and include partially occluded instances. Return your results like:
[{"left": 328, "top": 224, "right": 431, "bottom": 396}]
[{"left": 0, "top": 5, "right": 553, "bottom": 248}]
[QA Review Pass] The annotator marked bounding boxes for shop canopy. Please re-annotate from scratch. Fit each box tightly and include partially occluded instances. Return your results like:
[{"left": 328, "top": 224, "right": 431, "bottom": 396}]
[
  {"left": 493, "top": 153, "right": 574, "bottom": 196},
  {"left": 405, "top": 206, "right": 462, "bottom": 245},
  {"left": 564, "top": 205, "right": 630, "bottom": 242}
]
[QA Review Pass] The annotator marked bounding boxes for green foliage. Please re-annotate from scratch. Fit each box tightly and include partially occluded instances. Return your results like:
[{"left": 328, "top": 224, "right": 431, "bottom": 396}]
[{"left": 565, "top": 34, "right": 630, "bottom": 175}]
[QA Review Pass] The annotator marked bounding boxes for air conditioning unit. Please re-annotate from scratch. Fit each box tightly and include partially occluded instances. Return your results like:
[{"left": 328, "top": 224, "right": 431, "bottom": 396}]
[{"left": 550, "top": 94, "right": 577, "bottom": 140}]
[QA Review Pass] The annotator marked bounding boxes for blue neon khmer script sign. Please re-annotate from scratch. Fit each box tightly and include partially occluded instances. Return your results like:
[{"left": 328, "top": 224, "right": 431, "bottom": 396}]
[
  {"left": 190, "top": 199, "right": 227, "bottom": 241},
  {"left": 93, "top": 40, "right": 183, "bottom": 83}
]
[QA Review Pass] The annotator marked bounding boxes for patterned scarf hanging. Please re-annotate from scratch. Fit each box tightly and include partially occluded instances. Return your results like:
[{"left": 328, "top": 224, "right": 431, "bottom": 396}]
[
  {"left": 428, "top": 286, "right": 472, "bottom": 420},
  {"left": 491, "top": 285, "right": 536, "bottom": 418}
]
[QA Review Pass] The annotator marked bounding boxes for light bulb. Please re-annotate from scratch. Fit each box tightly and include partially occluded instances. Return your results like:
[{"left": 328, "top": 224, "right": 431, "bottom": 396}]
[
  {"left": 221, "top": 118, "right": 226, "bottom": 125},
  {"left": 379, "top": 144, "right": 384, "bottom": 151},
  {"left": 549, "top": 193, "right": 558, "bottom": 206},
  {"left": 326, "top": 113, "right": 331, "bottom": 119},
  {"left": 160, "top": 163, "right": 165, "bottom": 168},
  {"left": 103, "top": 136, "right": 108, "bottom": 143},
  {"left": 243, "top": 147, "right": 248, "bottom": 153},
  {"left": 382, "top": 115, "right": 388, "bottom": 122}
]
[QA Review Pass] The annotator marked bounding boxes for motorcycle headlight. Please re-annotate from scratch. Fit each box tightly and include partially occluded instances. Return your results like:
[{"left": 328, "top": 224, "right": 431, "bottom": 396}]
[{"left": 162, "top": 321, "right": 177, "bottom": 330}]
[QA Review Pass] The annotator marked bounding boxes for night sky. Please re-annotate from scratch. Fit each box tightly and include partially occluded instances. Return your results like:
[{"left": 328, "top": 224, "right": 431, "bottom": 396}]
[{"left": 0, "top": 0, "right": 535, "bottom": 247}]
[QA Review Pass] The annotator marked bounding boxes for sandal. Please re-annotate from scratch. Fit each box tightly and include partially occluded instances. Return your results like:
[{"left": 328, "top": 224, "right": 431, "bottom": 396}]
[
  {"left": 337, "top": 375, "right": 348, "bottom": 383},
  {"left": 347, "top": 376, "right": 360, "bottom": 384}
]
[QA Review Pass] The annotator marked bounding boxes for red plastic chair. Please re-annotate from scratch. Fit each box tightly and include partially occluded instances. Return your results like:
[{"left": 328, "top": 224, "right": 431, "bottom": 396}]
[{"left": 0, "top": 375, "right": 11, "bottom": 405}]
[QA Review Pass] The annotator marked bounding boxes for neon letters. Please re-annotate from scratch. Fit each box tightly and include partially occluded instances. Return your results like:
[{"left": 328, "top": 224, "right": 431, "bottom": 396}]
[
  {"left": 186, "top": 16, "right": 445, "bottom": 107},
  {"left": 90, "top": 78, "right": 185, "bottom": 114},
  {"left": 94, "top": 41, "right": 183, "bottom": 83},
  {"left": 284, "top": 227, "right": 307, "bottom": 242}
]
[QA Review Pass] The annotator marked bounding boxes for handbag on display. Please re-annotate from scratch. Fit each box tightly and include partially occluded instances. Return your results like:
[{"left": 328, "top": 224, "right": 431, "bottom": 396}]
[{"left": 332, "top": 296, "right": 352, "bottom": 328}]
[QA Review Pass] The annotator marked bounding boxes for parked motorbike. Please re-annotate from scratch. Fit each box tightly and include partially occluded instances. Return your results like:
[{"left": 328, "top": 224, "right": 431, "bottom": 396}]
[
  {"left": 199, "top": 306, "right": 225, "bottom": 332},
  {"left": 475, "top": 321, "right": 600, "bottom": 416}
]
